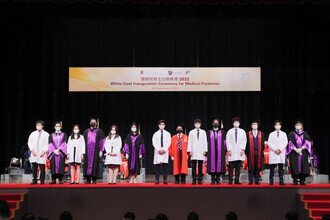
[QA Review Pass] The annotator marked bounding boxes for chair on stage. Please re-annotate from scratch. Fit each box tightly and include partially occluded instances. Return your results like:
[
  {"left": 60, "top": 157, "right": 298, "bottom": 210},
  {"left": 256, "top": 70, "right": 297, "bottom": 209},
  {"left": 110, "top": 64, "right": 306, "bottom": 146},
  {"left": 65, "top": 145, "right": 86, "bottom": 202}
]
[{"left": 5, "top": 157, "right": 22, "bottom": 175}]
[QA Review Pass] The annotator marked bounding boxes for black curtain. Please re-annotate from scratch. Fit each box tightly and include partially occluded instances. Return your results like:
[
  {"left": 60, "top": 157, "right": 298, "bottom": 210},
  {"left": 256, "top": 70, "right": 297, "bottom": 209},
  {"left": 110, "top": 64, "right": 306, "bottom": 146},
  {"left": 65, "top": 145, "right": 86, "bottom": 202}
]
[{"left": 2, "top": 3, "right": 330, "bottom": 176}]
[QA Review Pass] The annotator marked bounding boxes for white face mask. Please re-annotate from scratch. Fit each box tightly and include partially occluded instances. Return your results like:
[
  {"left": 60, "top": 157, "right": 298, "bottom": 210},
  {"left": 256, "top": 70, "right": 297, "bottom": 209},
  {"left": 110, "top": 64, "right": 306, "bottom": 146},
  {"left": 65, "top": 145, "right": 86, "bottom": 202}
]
[
  {"left": 275, "top": 125, "right": 281, "bottom": 130},
  {"left": 110, "top": 130, "right": 116, "bottom": 135},
  {"left": 36, "top": 125, "right": 42, "bottom": 131},
  {"left": 252, "top": 124, "right": 258, "bottom": 130},
  {"left": 159, "top": 125, "right": 165, "bottom": 130},
  {"left": 295, "top": 125, "right": 302, "bottom": 131},
  {"left": 194, "top": 123, "right": 201, "bottom": 129},
  {"left": 73, "top": 129, "right": 79, "bottom": 134},
  {"left": 233, "top": 122, "right": 240, "bottom": 128},
  {"left": 55, "top": 127, "right": 61, "bottom": 132},
  {"left": 131, "top": 127, "right": 137, "bottom": 133}
]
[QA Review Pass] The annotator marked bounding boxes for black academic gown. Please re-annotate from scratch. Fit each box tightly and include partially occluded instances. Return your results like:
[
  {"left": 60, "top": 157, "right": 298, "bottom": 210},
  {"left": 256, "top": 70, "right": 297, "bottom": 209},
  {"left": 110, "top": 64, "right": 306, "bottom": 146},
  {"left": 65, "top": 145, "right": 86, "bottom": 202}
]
[{"left": 246, "top": 131, "right": 265, "bottom": 171}]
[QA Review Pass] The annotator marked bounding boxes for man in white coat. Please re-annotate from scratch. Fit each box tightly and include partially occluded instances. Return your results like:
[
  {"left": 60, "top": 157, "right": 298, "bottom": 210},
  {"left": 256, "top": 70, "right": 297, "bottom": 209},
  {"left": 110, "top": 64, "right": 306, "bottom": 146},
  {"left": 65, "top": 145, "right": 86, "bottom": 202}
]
[
  {"left": 187, "top": 119, "right": 207, "bottom": 185},
  {"left": 267, "top": 120, "right": 288, "bottom": 186},
  {"left": 28, "top": 120, "right": 49, "bottom": 185},
  {"left": 226, "top": 117, "right": 247, "bottom": 185},
  {"left": 152, "top": 120, "right": 171, "bottom": 184}
]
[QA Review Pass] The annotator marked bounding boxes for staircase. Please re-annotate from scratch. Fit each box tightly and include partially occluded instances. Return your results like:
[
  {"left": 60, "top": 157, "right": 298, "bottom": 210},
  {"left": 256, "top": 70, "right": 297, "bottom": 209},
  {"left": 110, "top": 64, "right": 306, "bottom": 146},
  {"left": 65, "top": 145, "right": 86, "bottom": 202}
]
[
  {"left": 0, "top": 193, "right": 26, "bottom": 219},
  {"left": 301, "top": 193, "right": 330, "bottom": 220}
]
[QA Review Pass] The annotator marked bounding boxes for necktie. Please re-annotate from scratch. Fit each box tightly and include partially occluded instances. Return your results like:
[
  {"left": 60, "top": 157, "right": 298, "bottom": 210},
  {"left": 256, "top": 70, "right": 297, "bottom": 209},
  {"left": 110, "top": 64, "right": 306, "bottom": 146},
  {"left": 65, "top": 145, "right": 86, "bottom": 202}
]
[
  {"left": 197, "top": 129, "right": 200, "bottom": 140},
  {"left": 178, "top": 135, "right": 182, "bottom": 151},
  {"left": 161, "top": 130, "right": 163, "bottom": 147},
  {"left": 235, "top": 129, "right": 238, "bottom": 144},
  {"left": 277, "top": 131, "right": 279, "bottom": 138},
  {"left": 37, "top": 132, "right": 41, "bottom": 149}
]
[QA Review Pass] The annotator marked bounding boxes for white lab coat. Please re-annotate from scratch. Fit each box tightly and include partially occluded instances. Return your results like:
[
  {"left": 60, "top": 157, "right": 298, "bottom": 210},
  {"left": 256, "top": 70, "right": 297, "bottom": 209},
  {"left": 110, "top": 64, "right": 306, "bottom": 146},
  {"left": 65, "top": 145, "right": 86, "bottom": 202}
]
[
  {"left": 187, "top": 128, "right": 207, "bottom": 161},
  {"left": 67, "top": 135, "right": 86, "bottom": 164},
  {"left": 226, "top": 127, "right": 247, "bottom": 162},
  {"left": 267, "top": 130, "right": 288, "bottom": 164},
  {"left": 28, "top": 130, "right": 49, "bottom": 164},
  {"left": 152, "top": 129, "right": 171, "bottom": 164},
  {"left": 104, "top": 136, "right": 122, "bottom": 165}
]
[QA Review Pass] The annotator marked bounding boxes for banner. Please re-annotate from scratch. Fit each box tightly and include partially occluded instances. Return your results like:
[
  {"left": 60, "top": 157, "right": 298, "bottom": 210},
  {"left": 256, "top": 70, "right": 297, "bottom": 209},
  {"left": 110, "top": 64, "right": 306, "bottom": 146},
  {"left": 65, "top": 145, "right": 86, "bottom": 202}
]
[{"left": 69, "top": 67, "right": 261, "bottom": 92}]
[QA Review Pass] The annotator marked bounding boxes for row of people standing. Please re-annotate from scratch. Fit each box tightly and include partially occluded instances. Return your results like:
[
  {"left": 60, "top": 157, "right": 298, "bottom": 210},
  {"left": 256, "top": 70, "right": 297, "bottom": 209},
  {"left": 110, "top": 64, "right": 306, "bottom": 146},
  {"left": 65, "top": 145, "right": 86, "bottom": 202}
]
[
  {"left": 27, "top": 117, "right": 312, "bottom": 186},
  {"left": 151, "top": 118, "right": 312, "bottom": 186}
]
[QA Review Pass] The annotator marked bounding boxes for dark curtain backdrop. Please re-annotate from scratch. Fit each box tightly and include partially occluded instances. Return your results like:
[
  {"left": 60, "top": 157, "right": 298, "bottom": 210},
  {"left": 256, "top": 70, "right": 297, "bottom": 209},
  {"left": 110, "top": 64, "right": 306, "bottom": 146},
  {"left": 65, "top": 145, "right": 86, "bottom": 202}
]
[{"left": 1, "top": 3, "right": 330, "bottom": 176}]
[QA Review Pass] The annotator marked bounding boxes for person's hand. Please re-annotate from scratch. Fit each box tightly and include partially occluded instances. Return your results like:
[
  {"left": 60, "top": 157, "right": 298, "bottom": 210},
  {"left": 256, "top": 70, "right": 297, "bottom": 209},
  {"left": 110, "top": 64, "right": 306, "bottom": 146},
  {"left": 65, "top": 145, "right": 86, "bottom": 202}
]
[
  {"left": 40, "top": 151, "right": 45, "bottom": 157},
  {"left": 228, "top": 150, "right": 232, "bottom": 156},
  {"left": 54, "top": 150, "right": 59, "bottom": 155},
  {"left": 139, "top": 155, "right": 143, "bottom": 159},
  {"left": 67, "top": 155, "right": 70, "bottom": 160},
  {"left": 81, "top": 154, "right": 84, "bottom": 160},
  {"left": 189, "top": 152, "right": 193, "bottom": 157},
  {"left": 158, "top": 150, "right": 164, "bottom": 155},
  {"left": 203, "top": 151, "right": 207, "bottom": 156},
  {"left": 126, "top": 154, "right": 129, "bottom": 159},
  {"left": 32, "top": 150, "right": 37, "bottom": 157},
  {"left": 99, "top": 151, "right": 103, "bottom": 158},
  {"left": 240, "top": 149, "right": 245, "bottom": 157},
  {"left": 171, "top": 156, "right": 174, "bottom": 161}
]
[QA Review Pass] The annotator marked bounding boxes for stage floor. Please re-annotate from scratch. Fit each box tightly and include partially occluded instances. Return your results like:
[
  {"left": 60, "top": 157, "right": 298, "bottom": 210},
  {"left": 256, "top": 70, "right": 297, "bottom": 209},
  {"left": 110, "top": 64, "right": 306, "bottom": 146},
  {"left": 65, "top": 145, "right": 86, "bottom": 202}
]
[{"left": 1, "top": 181, "right": 329, "bottom": 220}]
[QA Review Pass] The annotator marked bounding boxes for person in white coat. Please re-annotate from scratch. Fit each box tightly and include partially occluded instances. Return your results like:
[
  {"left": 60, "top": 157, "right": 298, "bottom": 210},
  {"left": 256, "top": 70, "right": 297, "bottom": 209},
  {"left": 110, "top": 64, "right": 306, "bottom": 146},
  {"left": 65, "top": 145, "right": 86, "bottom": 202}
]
[
  {"left": 152, "top": 120, "right": 171, "bottom": 184},
  {"left": 28, "top": 120, "right": 49, "bottom": 185},
  {"left": 187, "top": 119, "right": 207, "bottom": 185},
  {"left": 103, "top": 125, "right": 122, "bottom": 184},
  {"left": 267, "top": 120, "right": 288, "bottom": 186},
  {"left": 226, "top": 117, "right": 247, "bottom": 185},
  {"left": 67, "top": 125, "right": 85, "bottom": 184}
]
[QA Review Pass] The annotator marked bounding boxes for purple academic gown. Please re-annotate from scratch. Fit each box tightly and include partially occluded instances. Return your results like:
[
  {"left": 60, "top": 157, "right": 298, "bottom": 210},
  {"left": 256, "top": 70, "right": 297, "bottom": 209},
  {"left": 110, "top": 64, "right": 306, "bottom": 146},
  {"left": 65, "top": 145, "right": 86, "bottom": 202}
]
[
  {"left": 83, "top": 128, "right": 105, "bottom": 178},
  {"left": 286, "top": 131, "right": 312, "bottom": 177},
  {"left": 207, "top": 130, "right": 227, "bottom": 174},
  {"left": 123, "top": 134, "right": 145, "bottom": 175},
  {"left": 48, "top": 132, "right": 67, "bottom": 175}
]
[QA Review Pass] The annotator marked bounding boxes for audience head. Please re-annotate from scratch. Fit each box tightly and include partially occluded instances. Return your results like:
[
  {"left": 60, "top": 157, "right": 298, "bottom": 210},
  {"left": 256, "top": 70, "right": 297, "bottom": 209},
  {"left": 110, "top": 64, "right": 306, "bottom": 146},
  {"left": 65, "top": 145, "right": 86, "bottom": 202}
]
[
  {"left": 0, "top": 200, "right": 9, "bottom": 220},
  {"left": 124, "top": 212, "right": 136, "bottom": 220},
  {"left": 225, "top": 211, "right": 237, "bottom": 220},
  {"left": 187, "top": 211, "right": 199, "bottom": 220},
  {"left": 21, "top": 213, "right": 35, "bottom": 220},
  {"left": 59, "top": 211, "right": 72, "bottom": 220},
  {"left": 285, "top": 211, "right": 298, "bottom": 220},
  {"left": 155, "top": 213, "right": 168, "bottom": 220},
  {"left": 322, "top": 214, "right": 330, "bottom": 220}
]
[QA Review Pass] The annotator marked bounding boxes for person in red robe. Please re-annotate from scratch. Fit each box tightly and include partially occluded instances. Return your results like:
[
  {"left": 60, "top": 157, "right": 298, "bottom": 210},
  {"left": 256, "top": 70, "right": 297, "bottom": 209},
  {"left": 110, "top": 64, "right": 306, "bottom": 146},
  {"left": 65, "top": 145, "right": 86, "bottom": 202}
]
[
  {"left": 246, "top": 120, "right": 265, "bottom": 185},
  {"left": 169, "top": 125, "right": 189, "bottom": 184}
]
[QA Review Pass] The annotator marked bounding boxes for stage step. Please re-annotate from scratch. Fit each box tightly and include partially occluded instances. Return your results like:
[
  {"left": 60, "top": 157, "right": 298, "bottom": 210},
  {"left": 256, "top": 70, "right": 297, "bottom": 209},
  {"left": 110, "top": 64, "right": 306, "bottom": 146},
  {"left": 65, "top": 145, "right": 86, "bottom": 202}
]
[
  {"left": 0, "top": 193, "right": 26, "bottom": 219},
  {"left": 301, "top": 193, "right": 330, "bottom": 220}
]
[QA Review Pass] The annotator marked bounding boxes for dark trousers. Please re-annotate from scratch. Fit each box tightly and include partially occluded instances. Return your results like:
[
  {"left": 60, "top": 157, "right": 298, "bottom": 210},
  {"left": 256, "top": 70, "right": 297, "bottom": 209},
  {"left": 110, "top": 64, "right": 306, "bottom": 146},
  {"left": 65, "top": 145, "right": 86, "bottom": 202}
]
[
  {"left": 155, "top": 163, "right": 168, "bottom": 181},
  {"left": 86, "top": 175, "right": 98, "bottom": 182},
  {"left": 191, "top": 160, "right": 203, "bottom": 181},
  {"left": 32, "top": 162, "right": 45, "bottom": 180},
  {"left": 210, "top": 173, "right": 221, "bottom": 182},
  {"left": 175, "top": 174, "right": 186, "bottom": 183},
  {"left": 269, "top": 163, "right": 284, "bottom": 183},
  {"left": 248, "top": 168, "right": 261, "bottom": 183},
  {"left": 228, "top": 160, "right": 242, "bottom": 182},
  {"left": 52, "top": 174, "right": 63, "bottom": 180}
]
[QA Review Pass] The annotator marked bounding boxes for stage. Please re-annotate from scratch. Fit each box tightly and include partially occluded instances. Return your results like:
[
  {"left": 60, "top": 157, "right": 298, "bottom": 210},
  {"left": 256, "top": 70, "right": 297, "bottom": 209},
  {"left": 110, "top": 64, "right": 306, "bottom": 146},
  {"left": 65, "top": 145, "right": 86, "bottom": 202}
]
[{"left": 1, "top": 181, "right": 330, "bottom": 220}]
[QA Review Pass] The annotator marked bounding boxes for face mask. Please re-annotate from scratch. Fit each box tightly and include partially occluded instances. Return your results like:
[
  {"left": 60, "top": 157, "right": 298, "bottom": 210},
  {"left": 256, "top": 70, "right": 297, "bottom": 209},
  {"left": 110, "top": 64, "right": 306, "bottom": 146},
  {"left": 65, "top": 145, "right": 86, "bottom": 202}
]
[
  {"left": 233, "top": 122, "right": 240, "bottom": 128},
  {"left": 55, "top": 127, "right": 61, "bottom": 132},
  {"left": 90, "top": 122, "right": 96, "bottom": 128},
  {"left": 131, "top": 127, "right": 137, "bottom": 133},
  {"left": 36, "top": 126, "right": 42, "bottom": 131},
  {"left": 177, "top": 130, "right": 183, "bottom": 134},
  {"left": 110, "top": 130, "right": 116, "bottom": 135},
  {"left": 295, "top": 126, "right": 302, "bottom": 131},
  {"left": 252, "top": 125, "right": 258, "bottom": 130},
  {"left": 194, "top": 123, "right": 201, "bottom": 129},
  {"left": 159, "top": 125, "right": 165, "bottom": 130},
  {"left": 73, "top": 129, "right": 79, "bottom": 134},
  {"left": 213, "top": 124, "right": 219, "bottom": 129},
  {"left": 275, "top": 125, "right": 281, "bottom": 130}
]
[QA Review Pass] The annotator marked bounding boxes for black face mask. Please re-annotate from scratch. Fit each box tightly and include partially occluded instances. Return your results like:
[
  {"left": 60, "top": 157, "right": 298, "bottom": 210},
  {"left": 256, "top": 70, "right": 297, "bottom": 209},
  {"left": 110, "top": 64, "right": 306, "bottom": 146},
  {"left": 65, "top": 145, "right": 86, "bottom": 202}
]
[
  {"left": 90, "top": 123, "right": 96, "bottom": 128},
  {"left": 213, "top": 124, "right": 219, "bottom": 128},
  {"left": 177, "top": 130, "right": 183, "bottom": 134}
]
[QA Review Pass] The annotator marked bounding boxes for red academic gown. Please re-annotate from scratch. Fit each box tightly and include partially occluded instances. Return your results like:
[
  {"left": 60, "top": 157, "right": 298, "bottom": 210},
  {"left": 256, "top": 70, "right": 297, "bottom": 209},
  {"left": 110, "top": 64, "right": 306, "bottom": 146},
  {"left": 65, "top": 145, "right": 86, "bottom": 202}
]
[{"left": 169, "top": 134, "right": 189, "bottom": 175}]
